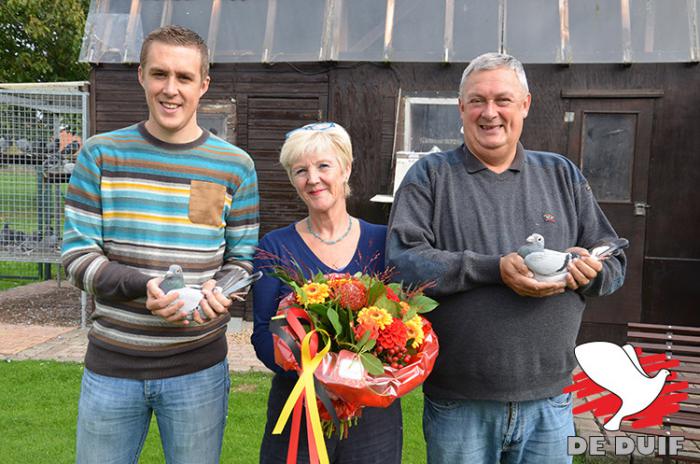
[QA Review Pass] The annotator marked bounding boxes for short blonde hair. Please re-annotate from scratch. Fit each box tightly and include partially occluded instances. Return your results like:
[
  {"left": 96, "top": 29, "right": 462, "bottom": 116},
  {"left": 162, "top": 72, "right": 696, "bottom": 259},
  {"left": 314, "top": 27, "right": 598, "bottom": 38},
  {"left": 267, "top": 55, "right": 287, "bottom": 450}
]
[{"left": 279, "top": 122, "right": 353, "bottom": 196}]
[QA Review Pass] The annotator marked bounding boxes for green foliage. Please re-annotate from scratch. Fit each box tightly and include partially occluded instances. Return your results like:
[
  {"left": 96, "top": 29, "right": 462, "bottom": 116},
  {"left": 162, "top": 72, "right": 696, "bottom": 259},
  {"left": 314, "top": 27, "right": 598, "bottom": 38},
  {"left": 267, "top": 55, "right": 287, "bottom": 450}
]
[
  {"left": 359, "top": 351, "right": 384, "bottom": 375},
  {"left": 409, "top": 294, "right": 439, "bottom": 314},
  {"left": 0, "top": 0, "right": 90, "bottom": 82}
]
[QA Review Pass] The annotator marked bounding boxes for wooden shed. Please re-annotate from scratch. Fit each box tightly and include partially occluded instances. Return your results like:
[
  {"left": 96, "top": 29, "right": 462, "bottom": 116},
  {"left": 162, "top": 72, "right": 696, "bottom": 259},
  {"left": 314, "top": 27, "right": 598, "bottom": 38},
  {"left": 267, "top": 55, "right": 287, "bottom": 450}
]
[{"left": 81, "top": 0, "right": 700, "bottom": 342}]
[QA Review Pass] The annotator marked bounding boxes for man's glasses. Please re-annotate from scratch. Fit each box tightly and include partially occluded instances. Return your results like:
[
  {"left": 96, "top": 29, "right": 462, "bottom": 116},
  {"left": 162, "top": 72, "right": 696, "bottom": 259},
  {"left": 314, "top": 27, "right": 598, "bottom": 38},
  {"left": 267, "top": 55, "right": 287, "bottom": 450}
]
[{"left": 285, "top": 122, "right": 337, "bottom": 139}]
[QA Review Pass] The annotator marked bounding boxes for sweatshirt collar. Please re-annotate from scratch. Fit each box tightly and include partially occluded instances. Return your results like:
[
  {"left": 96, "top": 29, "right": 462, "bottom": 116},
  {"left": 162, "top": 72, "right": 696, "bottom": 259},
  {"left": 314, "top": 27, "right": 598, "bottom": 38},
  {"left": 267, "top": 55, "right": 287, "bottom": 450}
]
[
  {"left": 137, "top": 121, "right": 210, "bottom": 151},
  {"left": 463, "top": 143, "right": 525, "bottom": 173}
]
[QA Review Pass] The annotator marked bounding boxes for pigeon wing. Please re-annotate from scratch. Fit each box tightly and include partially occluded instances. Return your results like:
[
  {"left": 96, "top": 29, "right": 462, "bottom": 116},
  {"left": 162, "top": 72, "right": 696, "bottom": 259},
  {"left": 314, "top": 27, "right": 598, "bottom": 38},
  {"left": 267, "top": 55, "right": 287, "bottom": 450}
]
[{"left": 524, "top": 250, "right": 572, "bottom": 275}]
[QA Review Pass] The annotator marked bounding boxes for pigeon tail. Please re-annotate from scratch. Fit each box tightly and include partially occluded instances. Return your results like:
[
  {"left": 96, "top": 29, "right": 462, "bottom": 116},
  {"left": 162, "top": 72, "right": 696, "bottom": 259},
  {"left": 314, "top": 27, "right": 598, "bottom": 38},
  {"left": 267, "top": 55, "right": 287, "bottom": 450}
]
[
  {"left": 217, "top": 270, "right": 263, "bottom": 296},
  {"left": 590, "top": 238, "right": 629, "bottom": 259}
]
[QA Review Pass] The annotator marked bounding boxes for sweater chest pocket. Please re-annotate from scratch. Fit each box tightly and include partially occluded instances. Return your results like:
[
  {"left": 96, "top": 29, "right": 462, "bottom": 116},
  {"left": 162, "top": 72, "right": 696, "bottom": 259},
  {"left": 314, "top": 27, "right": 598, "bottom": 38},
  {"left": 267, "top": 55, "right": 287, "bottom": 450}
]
[{"left": 188, "top": 180, "right": 226, "bottom": 227}]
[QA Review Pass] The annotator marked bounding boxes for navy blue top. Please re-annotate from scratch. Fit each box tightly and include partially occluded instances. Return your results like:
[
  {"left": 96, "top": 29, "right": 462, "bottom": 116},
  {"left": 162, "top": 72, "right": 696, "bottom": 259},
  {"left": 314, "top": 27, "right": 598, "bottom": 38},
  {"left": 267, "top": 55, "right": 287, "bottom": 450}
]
[{"left": 251, "top": 219, "right": 387, "bottom": 374}]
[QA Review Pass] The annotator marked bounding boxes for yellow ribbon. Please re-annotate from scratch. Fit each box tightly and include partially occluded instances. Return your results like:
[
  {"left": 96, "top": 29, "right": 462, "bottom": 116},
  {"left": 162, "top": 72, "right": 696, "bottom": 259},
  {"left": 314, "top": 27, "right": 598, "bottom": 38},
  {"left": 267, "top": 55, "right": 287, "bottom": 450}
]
[{"left": 273, "top": 330, "right": 331, "bottom": 464}]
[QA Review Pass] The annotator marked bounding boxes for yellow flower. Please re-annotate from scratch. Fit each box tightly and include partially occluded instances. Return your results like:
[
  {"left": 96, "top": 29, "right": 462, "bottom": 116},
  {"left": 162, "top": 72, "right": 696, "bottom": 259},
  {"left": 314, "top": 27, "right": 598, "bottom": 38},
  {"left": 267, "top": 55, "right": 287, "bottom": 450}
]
[
  {"left": 357, "top": 306, "right": 393, "bottom": 330},
  {"left": 296, "top": 282, "right": 330, "bottom": 305},
  {"left": 405, "top": 315, "right": 425, "bottom": 349}
]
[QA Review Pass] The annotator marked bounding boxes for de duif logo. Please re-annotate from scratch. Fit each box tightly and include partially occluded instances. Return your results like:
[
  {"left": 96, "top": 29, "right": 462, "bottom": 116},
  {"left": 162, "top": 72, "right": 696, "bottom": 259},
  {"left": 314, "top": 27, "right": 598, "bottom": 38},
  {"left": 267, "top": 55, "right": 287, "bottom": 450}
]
[{"left": 565, "top": 342, "right": 688, "bottom": 430}]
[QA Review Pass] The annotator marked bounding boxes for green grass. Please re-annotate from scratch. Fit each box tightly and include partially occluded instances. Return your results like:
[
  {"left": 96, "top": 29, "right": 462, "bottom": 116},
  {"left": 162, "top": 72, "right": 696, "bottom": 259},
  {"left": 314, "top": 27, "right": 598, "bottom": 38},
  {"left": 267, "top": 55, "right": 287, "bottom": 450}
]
[
  {"left": 0, "top": 261, "right": 61, "bottom": 290},
  {"left": 0, "top": 361, "right": 430, "bottom": 463},
  {"left": 0, "top": 166, "right": 44, "bottom": 228}
]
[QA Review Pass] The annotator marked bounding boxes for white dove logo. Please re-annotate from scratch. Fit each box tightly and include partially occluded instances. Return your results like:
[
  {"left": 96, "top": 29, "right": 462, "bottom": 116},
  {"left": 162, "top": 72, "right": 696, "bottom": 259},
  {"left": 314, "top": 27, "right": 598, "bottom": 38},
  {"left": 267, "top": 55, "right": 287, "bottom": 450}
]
[{"left": 574, "top": 342, "right": 670, "bottom": 431}]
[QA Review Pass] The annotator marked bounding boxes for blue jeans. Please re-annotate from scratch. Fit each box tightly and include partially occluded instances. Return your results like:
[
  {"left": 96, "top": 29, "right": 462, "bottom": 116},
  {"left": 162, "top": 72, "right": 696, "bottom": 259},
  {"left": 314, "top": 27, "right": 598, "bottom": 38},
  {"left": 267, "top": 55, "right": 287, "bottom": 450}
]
[
  {"left": 76, "top": 360, "right": 230, "bottom": 464},
  {"left": 423, "top": 393, "right": 574, "bottom": 464}
]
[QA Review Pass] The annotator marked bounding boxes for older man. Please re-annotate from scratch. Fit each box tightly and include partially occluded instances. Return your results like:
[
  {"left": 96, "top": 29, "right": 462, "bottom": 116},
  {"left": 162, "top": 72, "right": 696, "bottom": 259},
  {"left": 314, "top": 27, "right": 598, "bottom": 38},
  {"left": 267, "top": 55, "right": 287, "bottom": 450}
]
[
  {"left": 386, "top": 52, "right": 626, "bottom": 464},
  {"left": 62, "top": 25, "right": 259, "bottom": 463}
]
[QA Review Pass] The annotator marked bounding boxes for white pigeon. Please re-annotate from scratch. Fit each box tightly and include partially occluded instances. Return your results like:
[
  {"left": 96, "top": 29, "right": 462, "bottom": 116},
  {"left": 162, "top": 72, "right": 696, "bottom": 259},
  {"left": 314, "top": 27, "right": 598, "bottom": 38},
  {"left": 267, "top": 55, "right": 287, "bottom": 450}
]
[
  {"left": 575, "top": 341, "right": 670, "bottom": 431},
  {"left": 517, "top": 233, "right": 629, "bottom": 282},
  {"left": 159, "top": 264, "right": 263, "bottom": 321}
]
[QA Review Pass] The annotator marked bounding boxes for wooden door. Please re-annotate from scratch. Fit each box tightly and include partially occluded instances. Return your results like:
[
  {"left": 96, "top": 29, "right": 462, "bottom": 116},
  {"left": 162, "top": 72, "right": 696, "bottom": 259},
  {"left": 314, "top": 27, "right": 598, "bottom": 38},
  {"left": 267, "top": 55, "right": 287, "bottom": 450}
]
[
  {"left": 565, "top": 98, "right": 655, "bottom": 344},
  {"left": 245, "top": 96, "right": 327, "bottom": 237}
]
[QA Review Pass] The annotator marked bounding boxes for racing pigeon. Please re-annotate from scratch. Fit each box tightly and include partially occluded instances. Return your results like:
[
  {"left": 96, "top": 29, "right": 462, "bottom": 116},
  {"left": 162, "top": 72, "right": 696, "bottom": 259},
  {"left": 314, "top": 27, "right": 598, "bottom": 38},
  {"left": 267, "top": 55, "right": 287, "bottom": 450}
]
[
  {"left": 575, "top": 342, "right": 669, "bottom": 431},
  {"left": 159, "top": 264, "right": 263, "bottom": 321},
  {"left": 517, "top": 233, "right": 629, "bottom": 282}
]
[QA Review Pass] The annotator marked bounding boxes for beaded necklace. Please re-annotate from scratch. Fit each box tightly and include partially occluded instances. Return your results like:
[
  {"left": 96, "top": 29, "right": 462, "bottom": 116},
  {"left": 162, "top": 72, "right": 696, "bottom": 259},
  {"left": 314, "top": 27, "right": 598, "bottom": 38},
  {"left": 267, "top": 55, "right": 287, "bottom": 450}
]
[{"left": 306, "top": 216, "right": 353, "bottom": 245}]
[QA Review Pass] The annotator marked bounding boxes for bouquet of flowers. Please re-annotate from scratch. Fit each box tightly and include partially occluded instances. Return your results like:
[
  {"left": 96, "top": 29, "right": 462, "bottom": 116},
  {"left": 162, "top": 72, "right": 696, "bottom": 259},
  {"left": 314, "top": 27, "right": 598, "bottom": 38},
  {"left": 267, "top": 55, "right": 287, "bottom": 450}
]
[{"left": 268, "top": 265, "right": 439, "bottom": 463}]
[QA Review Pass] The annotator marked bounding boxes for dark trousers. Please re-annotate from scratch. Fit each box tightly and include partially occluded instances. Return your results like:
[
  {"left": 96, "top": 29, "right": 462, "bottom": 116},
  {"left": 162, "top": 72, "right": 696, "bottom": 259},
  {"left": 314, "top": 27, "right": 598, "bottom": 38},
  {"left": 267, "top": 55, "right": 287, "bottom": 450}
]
[{"left": 259, "top": 374, "right": 403, "bottom": 464}]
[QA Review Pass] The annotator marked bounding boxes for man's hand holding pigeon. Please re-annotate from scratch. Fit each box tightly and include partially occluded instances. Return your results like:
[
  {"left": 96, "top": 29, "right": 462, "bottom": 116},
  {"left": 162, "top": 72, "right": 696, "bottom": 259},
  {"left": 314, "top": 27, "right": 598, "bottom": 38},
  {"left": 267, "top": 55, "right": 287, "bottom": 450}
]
[
  {"left": 564, "top": 247, "right": 604, "bottom": 291},
  {"left": 145, "top": 276, "right": 232, "bottom": 325},
  {"left": 499, "top": 252, "right": 567, "bottom": 298}
]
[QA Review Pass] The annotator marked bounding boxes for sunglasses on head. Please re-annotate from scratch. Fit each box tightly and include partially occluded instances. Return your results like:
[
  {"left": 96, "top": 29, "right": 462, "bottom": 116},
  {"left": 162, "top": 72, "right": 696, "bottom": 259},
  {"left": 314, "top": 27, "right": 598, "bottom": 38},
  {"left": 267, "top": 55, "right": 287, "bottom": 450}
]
[{"left": 285, "top": 122, "right": 337, "bottom": 139}]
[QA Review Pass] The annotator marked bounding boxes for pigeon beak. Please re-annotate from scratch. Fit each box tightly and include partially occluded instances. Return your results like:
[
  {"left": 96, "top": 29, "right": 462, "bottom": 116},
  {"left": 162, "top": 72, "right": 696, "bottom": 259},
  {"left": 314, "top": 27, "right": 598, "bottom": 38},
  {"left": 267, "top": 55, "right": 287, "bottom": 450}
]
[{"left": 526, "top": 234, "right": 537, "bottom": 244}]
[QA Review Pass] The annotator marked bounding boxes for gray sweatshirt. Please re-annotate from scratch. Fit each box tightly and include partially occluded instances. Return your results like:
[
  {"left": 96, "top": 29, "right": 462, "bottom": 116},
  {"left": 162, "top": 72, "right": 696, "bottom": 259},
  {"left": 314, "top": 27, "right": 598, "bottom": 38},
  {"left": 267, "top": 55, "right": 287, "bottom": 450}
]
[{"left": 386, "top": 144, "right": 626, "bottom": 401}]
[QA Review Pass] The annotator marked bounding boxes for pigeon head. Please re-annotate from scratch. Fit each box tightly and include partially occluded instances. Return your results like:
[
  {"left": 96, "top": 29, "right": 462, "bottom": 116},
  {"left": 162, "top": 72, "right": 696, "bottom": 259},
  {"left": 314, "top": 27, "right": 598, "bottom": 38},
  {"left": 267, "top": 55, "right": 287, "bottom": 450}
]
[
  {"left": 159, "top": 264, "right": 185, "bottom": 293},
  {"left": 517, "top": 233, "right": 546, "bottom": 258},
  {"left": 526, "top": 233, "right": 545, "bottom": 247}
]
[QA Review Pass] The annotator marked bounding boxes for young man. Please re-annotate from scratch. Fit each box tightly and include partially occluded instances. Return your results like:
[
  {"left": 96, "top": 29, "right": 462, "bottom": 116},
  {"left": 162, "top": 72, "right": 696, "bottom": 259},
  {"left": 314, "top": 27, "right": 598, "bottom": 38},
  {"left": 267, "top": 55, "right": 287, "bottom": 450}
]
[
  {"left": 386, "top": 53, "right": 626, "bottom": 464},
  {"left": 62, "top": 25, "right": 259, "bottom": 463}
]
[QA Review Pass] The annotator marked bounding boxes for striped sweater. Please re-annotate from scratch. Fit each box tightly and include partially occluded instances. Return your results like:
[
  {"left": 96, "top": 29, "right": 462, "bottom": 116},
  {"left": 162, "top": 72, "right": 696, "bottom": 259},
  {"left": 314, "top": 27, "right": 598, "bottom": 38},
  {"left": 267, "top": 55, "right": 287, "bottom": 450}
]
[{"left": 61, "top": 122, "right": 259, "bottom": 379}]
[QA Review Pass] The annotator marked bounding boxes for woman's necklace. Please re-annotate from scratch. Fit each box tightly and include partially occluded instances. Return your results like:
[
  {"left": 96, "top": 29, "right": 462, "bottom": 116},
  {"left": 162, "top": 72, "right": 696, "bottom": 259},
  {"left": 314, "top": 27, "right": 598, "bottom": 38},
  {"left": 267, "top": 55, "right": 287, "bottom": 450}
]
[{"left": 306, "top": 216, "right": 353, "bottom": 245}]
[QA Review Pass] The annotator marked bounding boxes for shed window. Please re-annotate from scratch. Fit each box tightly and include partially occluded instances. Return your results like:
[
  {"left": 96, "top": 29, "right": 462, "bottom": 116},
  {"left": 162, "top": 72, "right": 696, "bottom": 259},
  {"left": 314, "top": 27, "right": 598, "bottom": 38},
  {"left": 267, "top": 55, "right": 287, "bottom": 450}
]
[
  {"left": 390, "top": 92, "right": 463, "bottom": 194},
  {"left": 403, "top": 94, "right": 462, "bottom": 153},
  {"left": 197, "top": 100, "right": 237, "bottom": 144}
]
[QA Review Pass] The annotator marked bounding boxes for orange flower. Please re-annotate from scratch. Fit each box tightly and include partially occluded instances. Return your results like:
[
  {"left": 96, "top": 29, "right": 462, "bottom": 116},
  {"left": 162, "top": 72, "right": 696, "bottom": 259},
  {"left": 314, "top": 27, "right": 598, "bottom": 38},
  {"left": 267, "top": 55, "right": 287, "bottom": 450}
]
[
  {"left": 353, "top": 320, "right": 379, "bottom": 341},
  {"left": 357, "top": 306, "right": 392, "bottom": 330},
  {"left": 399, "top": 301, "right": 410, "bottom": 316},
  {"left": 328, "top": 277, "right": 352, "bottom": 291},
  {"left": 296, "top": 282, "right": 330, "bottom": 305},
  {"left": 377, "top": 318, "right": 408, "bottom": 351}
]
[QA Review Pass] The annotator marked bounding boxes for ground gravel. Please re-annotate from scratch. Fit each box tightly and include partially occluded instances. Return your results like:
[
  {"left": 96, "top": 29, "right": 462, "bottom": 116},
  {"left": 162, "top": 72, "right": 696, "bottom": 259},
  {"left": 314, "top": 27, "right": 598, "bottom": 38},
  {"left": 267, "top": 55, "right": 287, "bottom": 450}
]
[{"left": 0, "top": 280, "right": 85, "bottom": 326}]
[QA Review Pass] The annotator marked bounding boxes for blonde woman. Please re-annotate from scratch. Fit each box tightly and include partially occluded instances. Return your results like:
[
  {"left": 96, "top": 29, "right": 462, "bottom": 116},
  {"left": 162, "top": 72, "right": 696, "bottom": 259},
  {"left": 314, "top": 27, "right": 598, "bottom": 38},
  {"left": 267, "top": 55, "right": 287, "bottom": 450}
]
[{"left": 251, "top": 122, "right": 402, "bottom": 463}]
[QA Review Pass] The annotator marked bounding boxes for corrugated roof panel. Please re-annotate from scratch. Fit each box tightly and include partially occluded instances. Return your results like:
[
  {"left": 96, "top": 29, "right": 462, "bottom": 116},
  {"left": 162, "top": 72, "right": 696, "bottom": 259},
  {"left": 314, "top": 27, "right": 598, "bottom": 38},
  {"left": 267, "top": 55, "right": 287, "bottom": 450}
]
[{"left": 78, "top": 0, "right": 699, "bottom": 64}]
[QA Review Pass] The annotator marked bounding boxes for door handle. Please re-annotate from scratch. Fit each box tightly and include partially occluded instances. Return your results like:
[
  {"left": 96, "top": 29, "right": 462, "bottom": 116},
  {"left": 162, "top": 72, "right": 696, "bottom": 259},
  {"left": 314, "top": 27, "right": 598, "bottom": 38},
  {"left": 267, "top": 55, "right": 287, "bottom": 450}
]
[{"left": 633, "top": 202, "right": 651, "bottom": 216}]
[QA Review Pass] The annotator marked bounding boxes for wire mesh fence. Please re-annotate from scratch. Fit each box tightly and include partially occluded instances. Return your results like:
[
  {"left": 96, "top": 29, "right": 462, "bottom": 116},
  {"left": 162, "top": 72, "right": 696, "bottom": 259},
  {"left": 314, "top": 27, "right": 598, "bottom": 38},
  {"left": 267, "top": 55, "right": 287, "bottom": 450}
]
[{"left": 0, "top": 83, "right": 89, "bottom": 277}]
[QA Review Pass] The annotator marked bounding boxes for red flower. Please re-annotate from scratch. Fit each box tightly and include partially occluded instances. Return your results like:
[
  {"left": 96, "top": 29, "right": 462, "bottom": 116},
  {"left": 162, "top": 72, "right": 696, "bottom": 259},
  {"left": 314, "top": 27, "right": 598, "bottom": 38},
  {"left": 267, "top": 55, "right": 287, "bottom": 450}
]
[
  {"left": 385, "top": 287, "right": 400, "bottom": 302},
  {"left": 377, "top": 318, "right": 408, "bottom": 351},
  {"left": 318, "top": 398, "right": 361, "bottom": 421},
  {"left": 354, "top": 321, "right": 379, "bottom": 341},
  {"left": 335, "top": 280, "right": 368, "bottom": 312}
]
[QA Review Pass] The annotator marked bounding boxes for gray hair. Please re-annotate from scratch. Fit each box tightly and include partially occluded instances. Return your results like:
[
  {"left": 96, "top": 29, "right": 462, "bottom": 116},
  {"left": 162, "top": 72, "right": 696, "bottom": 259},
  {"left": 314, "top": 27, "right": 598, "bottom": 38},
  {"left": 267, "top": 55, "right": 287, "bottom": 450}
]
[{"left": 459, "top": 52, "right": 529, "bottom": 98}]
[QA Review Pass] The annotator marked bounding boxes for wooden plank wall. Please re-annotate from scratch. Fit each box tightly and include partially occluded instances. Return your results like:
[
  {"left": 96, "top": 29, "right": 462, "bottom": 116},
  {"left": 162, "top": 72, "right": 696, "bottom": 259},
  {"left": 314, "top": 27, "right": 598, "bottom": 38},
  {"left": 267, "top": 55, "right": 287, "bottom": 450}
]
[{"left": 91, "top": 62, "right": 700, "bottom": 326}]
